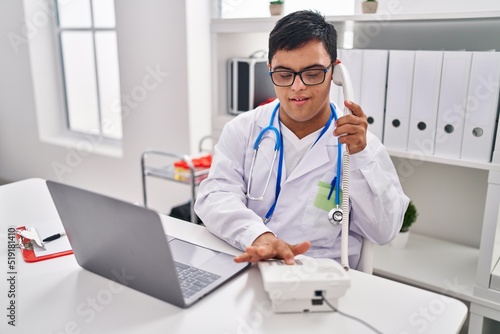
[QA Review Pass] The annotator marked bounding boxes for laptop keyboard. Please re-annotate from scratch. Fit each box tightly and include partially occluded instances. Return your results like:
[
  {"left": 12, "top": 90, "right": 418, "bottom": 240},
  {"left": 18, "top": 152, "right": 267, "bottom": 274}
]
[{"left": 175, "top": 262, "right": 221, "bottom": 298}]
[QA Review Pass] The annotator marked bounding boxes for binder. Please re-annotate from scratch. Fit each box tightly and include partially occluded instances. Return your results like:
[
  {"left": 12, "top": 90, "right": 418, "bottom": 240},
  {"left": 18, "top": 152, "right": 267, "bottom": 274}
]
[
  {"left": 15, "top": 226, "right": 73, "bottom": 262},
  {"left": 407, "top": 50, "right": 443, "bottom": 154},
  {"left": 359, "top": 49, "right": 389, "bottom": 141},
  {"left": 434, "top": 51, "right": 472, "bottom": 159},
  {"left": 460, "top": 51, "right": 500, "bottom": 162},
  {"left": 384, "top": 50, "right": 416, "bottom": 151}
]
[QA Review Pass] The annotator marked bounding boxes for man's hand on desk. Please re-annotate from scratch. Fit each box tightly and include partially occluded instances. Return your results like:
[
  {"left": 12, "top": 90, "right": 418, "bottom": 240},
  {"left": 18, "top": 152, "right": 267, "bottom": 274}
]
[{"left": 233, "top": 232, "right": 311, "bottom": 265}]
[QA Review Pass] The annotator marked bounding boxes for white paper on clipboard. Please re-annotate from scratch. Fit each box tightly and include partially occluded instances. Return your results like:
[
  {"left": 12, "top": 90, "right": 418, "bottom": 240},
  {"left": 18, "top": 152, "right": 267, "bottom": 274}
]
[{"left": 31, "top": 219, "right": 72, "bottom": 257}]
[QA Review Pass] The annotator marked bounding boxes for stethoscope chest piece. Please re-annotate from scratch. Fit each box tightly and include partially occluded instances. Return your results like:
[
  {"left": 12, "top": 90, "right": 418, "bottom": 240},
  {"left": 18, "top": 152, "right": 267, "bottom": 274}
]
[{"left": 328, "top": 207, "right": 343, "bottom": 225}]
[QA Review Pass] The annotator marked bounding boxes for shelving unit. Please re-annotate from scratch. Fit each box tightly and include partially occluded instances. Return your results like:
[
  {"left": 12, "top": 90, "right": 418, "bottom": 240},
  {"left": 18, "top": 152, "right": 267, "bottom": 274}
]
[
  {"left": 387, "top": 150, "right": 500, "bottom": 172},
  {"left": 214, "top": 11, "right": 500, "bottom": 29},
  {"left": 209, "top": 7, "right": 500, "bottom": 333},
  {"left": 374, "top": 233, "right": 479, "bottom": 301}
]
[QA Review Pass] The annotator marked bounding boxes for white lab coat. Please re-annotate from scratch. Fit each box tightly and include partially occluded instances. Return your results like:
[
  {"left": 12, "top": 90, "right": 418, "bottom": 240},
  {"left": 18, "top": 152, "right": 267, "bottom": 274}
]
[{"left": 195, "top": 99, "right": 409, "bottom": 268}]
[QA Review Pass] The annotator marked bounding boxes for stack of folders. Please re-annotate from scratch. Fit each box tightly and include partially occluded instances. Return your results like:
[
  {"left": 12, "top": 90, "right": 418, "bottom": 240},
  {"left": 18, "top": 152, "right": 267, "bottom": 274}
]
[
  {"left": 331, "top": 49, "right": 500, "bottom": 164},
  {"left": 331, "top": 48, "right": 389, "bottom": 142}
]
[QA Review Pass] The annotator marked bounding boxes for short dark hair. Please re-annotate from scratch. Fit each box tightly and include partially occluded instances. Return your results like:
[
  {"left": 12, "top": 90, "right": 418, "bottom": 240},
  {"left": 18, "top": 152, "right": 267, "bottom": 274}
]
[{"left": 268, "top": 10, "right": 337, "bottom": 65}]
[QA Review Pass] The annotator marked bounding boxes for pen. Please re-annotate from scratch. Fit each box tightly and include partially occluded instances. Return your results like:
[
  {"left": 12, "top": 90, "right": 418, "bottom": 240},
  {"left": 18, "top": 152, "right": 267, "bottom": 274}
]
[{"left": 42, "top": 232, "right": 66, "bottom": 243}]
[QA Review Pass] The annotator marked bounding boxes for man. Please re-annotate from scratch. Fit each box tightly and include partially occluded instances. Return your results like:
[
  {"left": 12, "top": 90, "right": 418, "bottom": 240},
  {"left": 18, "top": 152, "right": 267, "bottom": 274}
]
[{"left": 195, "top": 10, "right": 409, "bottom": 268}]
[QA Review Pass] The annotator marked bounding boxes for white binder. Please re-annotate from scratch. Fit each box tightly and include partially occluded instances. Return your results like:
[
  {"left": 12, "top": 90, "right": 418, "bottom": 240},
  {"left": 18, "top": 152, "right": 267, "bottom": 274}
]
[
  {"left": 460, "top": 51, "right": 500, "bottom": 162},
  {"left": 360, "top": 49, "right": 389, "bottom": 141},
  {"left": 384, "top": 50, "right": 416, "bottom": 151},
  {"left": 434, "top": 51, "right": 472, "bottom": 159},
  {"left": 407, "top": 51, "right": 443, "bottom": 154}
]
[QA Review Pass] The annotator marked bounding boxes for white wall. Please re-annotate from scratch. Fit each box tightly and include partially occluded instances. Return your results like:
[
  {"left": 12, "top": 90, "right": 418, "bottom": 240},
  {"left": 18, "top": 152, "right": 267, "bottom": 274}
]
[
  {"left": 186, "top": 0, "right": 212, "bottom": 154},
  {"left": 0, "top": 0, "right": 201, "bottom": 214},
  {"left": 218, "top": 0, "right": 500, "bottom": 17},
  {"left": 374, "top": 0, "right": 500, "bottom": 14},
  {"left": 219, "top": 0, "right": 355, "bottom": 18}
]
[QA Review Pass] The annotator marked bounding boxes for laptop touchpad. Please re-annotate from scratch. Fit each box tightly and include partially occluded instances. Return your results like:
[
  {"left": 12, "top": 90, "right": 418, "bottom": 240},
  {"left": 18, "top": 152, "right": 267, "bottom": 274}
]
[{"left": 169, "top": 239, "right": 218, "bottom": 267}]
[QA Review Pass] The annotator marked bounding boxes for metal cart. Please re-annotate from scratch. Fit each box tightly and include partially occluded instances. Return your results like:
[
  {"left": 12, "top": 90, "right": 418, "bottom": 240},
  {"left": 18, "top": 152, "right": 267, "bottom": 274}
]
[{"left": 140, "top": 136, "right": 214, "bottom": 224}]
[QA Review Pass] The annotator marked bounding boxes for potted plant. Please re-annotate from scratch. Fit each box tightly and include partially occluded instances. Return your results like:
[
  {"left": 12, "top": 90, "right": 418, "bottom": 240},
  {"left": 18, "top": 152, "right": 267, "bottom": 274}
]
[
  {"left": 362, "top": 0, "right": 378, "bottom": 14},
  {"left": 269, "top": 0, "right": 284, "bottom": 16},
  {"left": 391, "top": 201, "right": 418, "bottom": 248}
]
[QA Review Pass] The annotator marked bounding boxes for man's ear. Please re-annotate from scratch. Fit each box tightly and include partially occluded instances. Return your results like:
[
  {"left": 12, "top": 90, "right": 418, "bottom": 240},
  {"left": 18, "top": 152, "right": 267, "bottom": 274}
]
[{"left": 331, "top": 59, "right": 341, "bottom": 81}]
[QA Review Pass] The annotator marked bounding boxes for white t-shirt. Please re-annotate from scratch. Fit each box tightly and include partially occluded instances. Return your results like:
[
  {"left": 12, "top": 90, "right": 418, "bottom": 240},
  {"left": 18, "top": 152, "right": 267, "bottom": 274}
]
[{"left": 280, "top": 124, "right": 322, "bottom": 179}]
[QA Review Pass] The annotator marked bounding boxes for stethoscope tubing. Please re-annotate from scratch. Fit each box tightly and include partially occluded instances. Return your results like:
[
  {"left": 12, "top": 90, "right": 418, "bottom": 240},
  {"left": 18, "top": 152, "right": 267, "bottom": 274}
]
[{"left": 247, "top": 102, "right": 341, "bottom": 223}]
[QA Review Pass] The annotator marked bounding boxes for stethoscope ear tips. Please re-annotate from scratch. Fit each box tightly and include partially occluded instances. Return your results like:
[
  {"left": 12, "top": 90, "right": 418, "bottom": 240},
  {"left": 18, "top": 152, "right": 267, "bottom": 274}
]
[{"left": 328, "top": 208, "right": 343, "bottom": 225}]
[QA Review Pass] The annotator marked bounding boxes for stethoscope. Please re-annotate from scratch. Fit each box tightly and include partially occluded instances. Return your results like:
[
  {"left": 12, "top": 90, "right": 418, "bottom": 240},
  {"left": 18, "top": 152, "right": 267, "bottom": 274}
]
[{"left": 246, "top": 102, "right": 343, "bottom": 225}]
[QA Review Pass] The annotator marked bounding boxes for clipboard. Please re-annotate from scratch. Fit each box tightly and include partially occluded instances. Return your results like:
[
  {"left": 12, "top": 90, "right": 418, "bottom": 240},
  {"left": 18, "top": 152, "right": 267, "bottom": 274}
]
[{"left": 15, "top": 226, "right": 73, "bottom": 262}]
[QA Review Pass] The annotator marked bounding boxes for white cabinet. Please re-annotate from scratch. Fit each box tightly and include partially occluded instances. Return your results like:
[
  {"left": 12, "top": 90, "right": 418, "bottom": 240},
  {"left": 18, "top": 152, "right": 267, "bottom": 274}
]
[{"left": 209, "top": 10, "right": 500, "bottom": 333}]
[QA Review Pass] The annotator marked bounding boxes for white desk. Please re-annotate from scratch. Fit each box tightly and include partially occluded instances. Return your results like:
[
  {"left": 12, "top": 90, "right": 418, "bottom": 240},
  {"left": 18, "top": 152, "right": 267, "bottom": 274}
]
[{"left": 0, "top": 179, "right": 467, "bottom": 333}]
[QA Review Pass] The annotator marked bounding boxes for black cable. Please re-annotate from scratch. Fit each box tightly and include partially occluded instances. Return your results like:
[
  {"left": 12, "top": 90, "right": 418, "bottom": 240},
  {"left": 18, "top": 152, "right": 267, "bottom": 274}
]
[{"left": 322, "top": 296, "right": 384, "bottom": 334}]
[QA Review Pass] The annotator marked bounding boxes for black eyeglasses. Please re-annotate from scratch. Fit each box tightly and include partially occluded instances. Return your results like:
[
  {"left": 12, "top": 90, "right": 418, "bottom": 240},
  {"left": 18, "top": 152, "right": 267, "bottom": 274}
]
[{"left": 269, "top": 62, "right": 334, "bottom": 87}]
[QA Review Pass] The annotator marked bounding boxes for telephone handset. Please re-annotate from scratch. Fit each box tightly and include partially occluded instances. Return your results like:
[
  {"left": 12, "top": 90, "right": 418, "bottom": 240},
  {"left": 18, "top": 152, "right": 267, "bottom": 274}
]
[
  {"left": 332, "top": 63, "right": 355, "bottom": 116},
  {"left": 331, "top": 62, "right": 355, "bottom": 270}
]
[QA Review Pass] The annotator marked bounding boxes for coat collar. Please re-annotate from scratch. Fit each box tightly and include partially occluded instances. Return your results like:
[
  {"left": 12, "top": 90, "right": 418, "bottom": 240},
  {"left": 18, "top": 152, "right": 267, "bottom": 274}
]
[
  {"left": 286, "top": 127, "right": 339, "bottom": 183},
  {"left": 254, "top": 100, "right": 340, "bottom": 183}
]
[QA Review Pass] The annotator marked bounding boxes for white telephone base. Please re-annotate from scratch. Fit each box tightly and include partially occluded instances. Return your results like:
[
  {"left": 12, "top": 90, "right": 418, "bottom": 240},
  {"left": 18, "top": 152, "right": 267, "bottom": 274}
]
[{"left": 258, "top": 255, "right": 351, "bottom": 313}]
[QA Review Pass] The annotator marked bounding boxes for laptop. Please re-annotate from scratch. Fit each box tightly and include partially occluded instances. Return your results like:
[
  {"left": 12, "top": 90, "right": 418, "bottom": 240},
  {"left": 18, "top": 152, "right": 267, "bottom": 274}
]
[{"left": 46, "top": 180, "right": 250, "bottom": 308}]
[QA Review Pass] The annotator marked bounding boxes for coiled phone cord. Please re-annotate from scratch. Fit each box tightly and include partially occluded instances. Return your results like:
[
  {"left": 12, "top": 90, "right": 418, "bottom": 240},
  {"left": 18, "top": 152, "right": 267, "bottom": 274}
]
[{"left": 340, "top": 148, "right": 350, "bottom": 271}]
